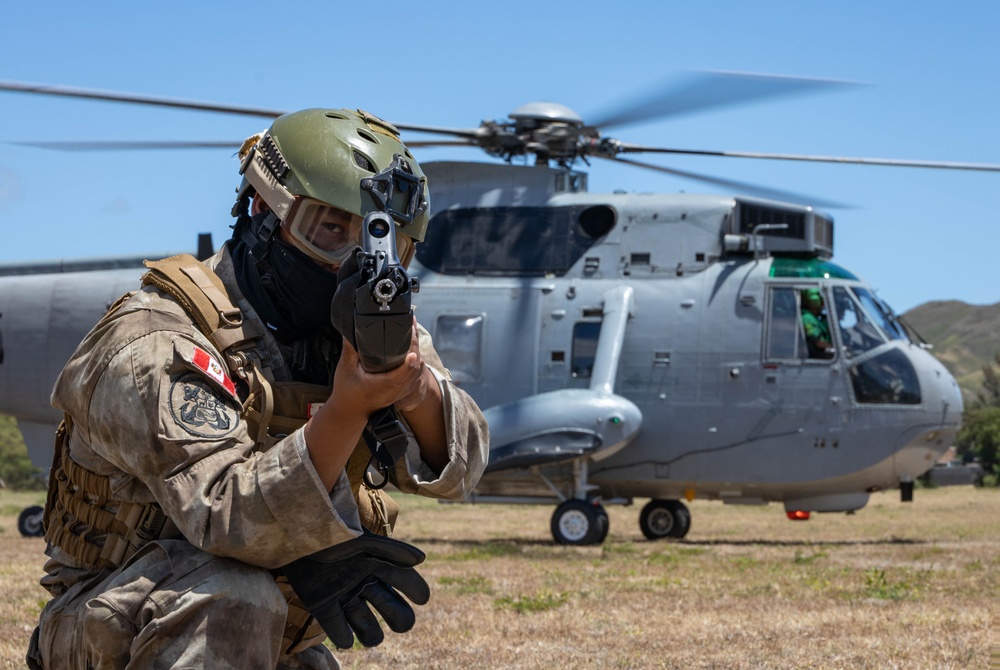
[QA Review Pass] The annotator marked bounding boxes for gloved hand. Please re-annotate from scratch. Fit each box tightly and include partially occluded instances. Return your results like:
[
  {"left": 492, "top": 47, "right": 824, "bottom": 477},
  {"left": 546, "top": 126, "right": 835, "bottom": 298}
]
[{"left": 281, "top": 531, "right": 431, "bottom": 649}]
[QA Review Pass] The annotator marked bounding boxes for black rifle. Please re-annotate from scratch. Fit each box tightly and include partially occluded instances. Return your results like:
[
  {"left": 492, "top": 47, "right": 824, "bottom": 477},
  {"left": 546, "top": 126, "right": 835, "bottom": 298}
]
[
  {"left": 350, "top": 211, "right": 419, "bottom": 373},
  {"left": 331, "top": 211, "right": 420, "bottom": 486}
]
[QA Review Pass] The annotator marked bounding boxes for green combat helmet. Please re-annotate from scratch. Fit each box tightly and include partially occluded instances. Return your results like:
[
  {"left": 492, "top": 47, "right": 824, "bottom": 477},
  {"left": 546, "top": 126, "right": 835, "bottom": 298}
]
[{"left": 233, "top": 108, "right": 430, "bottom": 265}]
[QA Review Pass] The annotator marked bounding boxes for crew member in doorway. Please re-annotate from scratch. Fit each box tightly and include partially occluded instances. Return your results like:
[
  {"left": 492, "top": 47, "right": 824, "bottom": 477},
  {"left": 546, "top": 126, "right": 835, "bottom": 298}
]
[{"left": 801, "top": 288, "right": 834, "bottom": 359}]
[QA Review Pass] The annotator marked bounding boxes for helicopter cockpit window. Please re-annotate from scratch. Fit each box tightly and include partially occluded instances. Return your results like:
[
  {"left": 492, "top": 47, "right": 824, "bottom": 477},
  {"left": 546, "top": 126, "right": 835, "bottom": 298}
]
[
  {"left": 765, "top": 286, "right": 836, "bottom": 362},
  {"left": 850, "top": 348, "right": 921, "bottom": 405},
  {"left": 416, "top": 205, "right": 612, "bottom": 276},
  {"left": 571, "top": 322, "right": 601, "bottom": 378},
  {"left": 765, "top": 287, "right": 808, "bottom": 360},
  {"left": 434, "top": 314, "right": 485, "bottom": 384},
  {"left": 852, "top": 287, "right": 908, "bottom": 342},
  {"left": 832, "top": 286, "right": 887, "bottom": 358}
]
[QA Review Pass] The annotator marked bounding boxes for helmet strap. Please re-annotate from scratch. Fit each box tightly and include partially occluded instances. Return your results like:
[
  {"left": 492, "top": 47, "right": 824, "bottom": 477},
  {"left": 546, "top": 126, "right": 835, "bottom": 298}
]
[
  {"left": 230, "top": 185, "right": 253, "bottom": 239},
  {"left": 238, "top": 210, "right": 282, "bottom": 263}
]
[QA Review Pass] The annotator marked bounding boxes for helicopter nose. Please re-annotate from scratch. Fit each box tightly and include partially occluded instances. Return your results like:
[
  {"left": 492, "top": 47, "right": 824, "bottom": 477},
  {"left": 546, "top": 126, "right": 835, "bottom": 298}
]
[
  {"left": 891, "top": 344, "right": 964, "bottom": 480},
  {"left": 918, "top": 344, "right": 964, "bottom": 427}
]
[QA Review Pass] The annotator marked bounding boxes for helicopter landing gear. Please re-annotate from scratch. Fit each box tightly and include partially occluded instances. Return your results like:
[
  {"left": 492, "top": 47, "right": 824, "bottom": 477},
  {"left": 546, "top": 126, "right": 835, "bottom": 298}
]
[
  {"left": 551, "top": 498, "right": 608, "bottom": 545},
  {"left": 639, "top": 499, "right": 690, "bottom": 540},
  {"left": 18, "top": 505, "right": 45, "bottom": 537},
  {"left": 546, "top": 457, "right": 610, "bottom": 545}
]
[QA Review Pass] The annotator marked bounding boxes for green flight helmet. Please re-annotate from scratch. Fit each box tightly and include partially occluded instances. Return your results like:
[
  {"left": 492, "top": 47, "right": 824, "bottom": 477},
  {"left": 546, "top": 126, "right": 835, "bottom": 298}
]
[
  {"left": 801, "top": 288, "right": 824, "bottom": 308},
  {"left": 236, "top": 108, "right": 430, "bottom": 246}
]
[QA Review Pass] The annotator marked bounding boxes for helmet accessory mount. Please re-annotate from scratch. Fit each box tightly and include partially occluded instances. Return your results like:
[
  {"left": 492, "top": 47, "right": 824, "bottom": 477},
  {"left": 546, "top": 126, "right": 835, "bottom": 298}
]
[{"left": 361, "top": 154, "right": 427, "bottom": 228}]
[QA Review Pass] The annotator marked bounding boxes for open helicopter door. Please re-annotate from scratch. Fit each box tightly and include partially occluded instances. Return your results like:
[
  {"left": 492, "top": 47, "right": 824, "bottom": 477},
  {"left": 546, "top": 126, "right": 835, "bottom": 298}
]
[{"left": 760, "top": 281, "right": 849, "bottom": 435}]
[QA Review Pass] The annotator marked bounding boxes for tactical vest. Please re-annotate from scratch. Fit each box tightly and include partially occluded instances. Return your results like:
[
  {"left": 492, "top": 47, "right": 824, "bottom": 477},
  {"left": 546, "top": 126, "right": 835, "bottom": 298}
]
[{"left": 43, "top": 253, "right": 399, "bottom": 655}]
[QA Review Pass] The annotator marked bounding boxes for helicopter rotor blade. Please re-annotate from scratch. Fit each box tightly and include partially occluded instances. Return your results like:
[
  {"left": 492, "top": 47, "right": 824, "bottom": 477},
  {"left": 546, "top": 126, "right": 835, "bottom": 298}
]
[
  {"left": 402, "top": 139, "right": 480, "bottom": 149},
  {"left": 598, "top": 154, "right": 849, "bottom": 209},
  {"left": 7, "top": 140, "right": 242, "bottom": 151},
  {"left": 589, "top": 70, "right": 859, "bottom": 131},
  {"left": 0, "top": 80, "right": 287, "bottom": 119},
  {"left": 0, "top": 80, "right": 488, "bottom": 143},
  {"left": 393, "top": 123, "right": 484, "bottom": 140},
  {"left": 611, "top": 142, "right": 1000, "bottom": 172}
]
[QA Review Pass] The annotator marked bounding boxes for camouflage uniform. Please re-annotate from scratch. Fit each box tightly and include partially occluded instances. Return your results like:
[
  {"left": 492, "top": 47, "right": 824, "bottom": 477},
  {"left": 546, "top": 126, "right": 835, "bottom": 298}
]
[{"left": 27, "top": 245, "right": 489, "bottom": 670}]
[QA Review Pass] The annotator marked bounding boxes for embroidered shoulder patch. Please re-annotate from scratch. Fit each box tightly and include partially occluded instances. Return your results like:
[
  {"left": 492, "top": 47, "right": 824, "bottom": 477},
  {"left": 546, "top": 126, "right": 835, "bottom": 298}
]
[
  {"left": 168, "top": 372, "right": 240, "bottom": 438},
  {"left": 192, "top": 346, "right": 237, "bottom": 397}
]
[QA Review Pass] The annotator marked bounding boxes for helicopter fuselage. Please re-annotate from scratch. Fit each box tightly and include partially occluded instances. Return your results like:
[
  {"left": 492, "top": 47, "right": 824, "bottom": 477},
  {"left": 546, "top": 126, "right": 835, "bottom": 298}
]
[
  {"left": 410, "top": 161, "right": 962, "bottom": 514},
  {"left": 413, "top": 256, "right": 960, "bottom": 507}
]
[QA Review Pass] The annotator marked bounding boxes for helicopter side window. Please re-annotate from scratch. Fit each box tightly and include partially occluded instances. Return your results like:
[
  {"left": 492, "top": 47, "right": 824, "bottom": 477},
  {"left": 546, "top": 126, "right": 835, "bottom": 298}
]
[
  {"left": 571, "top": 322, "right": 601, "bottom": 378},
  {"left": 416, "top": 205, "right": 610, "bottom": 276},
  {"left": 832, "top": 287, "right": 886, "bottom": 358},
  {"left": 433, "top": 314, "right": 485, "bottom": 384},
  {"left": 852, "top": 287, "right": 908, "bottom": 342},
  {"left": 765, "top": 287, "right": 808, "bottom": 361}
]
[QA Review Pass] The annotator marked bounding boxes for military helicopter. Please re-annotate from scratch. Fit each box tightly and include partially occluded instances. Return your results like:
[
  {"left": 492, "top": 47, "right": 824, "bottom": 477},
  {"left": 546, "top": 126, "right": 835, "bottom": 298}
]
[{"left": 0, "top": 73, "right": 993, "bottom": 543}]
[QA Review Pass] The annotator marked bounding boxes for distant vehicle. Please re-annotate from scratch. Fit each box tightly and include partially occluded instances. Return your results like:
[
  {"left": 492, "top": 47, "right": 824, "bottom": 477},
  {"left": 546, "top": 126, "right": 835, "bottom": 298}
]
[{"left": 925, "top": 461, "right": 985, "bottom": 487}]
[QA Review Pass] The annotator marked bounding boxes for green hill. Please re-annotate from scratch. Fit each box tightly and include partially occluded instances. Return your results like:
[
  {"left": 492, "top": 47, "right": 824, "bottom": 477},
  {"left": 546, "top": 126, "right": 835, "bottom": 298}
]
[{"left": 902, "top": 300, "right": 1000, "bottom": 401}]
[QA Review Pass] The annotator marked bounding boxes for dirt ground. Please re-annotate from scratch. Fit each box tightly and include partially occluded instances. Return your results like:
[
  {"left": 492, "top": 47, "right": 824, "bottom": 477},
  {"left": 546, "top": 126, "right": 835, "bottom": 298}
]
[{"left": 1, "top": 486, "right": 996, "bottom": 669}]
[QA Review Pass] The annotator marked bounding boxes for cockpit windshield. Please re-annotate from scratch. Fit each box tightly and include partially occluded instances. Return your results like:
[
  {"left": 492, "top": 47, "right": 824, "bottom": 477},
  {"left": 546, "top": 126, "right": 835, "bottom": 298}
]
[
  {"left": 852, "top": 287, "right": 909, "bottom": 342},
  {"left": 832, "top": 286, "right": 887, "bottom": 358}
]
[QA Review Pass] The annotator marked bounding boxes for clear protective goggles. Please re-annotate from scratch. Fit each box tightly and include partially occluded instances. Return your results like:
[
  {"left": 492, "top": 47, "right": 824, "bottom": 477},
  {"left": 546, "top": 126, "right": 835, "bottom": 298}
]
[
  {"left": 285, "top": 197, "right": 414, "bottom": 267},
  {"left": 285, "top": 199, "right": 362, "bottom": 266}
]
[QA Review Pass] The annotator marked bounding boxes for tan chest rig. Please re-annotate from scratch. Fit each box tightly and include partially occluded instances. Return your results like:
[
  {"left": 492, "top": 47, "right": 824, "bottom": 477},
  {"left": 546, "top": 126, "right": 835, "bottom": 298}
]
[{"left": 44, "top": 254, "right": 399, "bottom": 655}]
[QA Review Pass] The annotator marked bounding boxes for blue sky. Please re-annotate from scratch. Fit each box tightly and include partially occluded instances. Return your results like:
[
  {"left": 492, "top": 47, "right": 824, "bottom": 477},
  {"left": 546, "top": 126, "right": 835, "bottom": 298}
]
[{"left": 1, "top": 0, "right": 997, "bottom": 313}]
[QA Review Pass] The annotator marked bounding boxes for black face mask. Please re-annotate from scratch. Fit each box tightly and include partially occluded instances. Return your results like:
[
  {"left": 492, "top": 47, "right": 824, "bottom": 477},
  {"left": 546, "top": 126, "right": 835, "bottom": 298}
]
[{"left": 232, "top": 211, "right": 341, "bottom": 342}]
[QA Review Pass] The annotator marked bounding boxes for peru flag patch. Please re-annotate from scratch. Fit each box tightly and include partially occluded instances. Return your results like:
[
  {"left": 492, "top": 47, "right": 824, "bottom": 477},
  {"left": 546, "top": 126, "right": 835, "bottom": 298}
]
[{"left": 192, "top": 347, "right": 237, "bottom": 397}]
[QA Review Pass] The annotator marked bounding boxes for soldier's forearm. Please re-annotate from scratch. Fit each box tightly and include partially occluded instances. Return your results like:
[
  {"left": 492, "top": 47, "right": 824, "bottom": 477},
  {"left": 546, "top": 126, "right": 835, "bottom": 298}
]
[
  {"left": 400, "top": 368, "right": 448, "bottom": 474},
  {"left": 304, "top": 404, "right": 368, "bottom": 491}
]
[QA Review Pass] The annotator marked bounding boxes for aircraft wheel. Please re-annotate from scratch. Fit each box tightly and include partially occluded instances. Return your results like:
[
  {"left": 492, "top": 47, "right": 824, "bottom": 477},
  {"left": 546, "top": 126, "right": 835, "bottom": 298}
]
[
  {"left": 594, "top": 505, "right": 610, "bottom": 544},
  {"left": 551, "top": 499, "right": 603, "bottom": 545},
  {"left": 639, "top": 499, "right": 691, "bottom": 540},
  {"left": 18, "top": 505, "right": 45, "bottom": 538}
]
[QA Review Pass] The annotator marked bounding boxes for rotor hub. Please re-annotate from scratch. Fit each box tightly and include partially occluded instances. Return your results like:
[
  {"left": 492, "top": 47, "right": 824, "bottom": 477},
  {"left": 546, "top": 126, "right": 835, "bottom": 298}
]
[{"left": 508, "top": 102, "right": 584, "bottom": 127}]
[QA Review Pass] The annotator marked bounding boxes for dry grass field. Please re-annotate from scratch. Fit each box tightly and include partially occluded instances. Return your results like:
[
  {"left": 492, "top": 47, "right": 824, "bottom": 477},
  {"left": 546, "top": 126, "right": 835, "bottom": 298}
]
[{"left": 1, "top": 487, "right": 996, "bottom": 669}]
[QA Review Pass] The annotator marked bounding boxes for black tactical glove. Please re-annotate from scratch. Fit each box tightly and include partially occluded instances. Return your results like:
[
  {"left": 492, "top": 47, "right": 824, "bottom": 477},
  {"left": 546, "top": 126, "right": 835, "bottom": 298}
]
[{"left": 281, "top": 531, "right": 431, "bottom": 648}]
